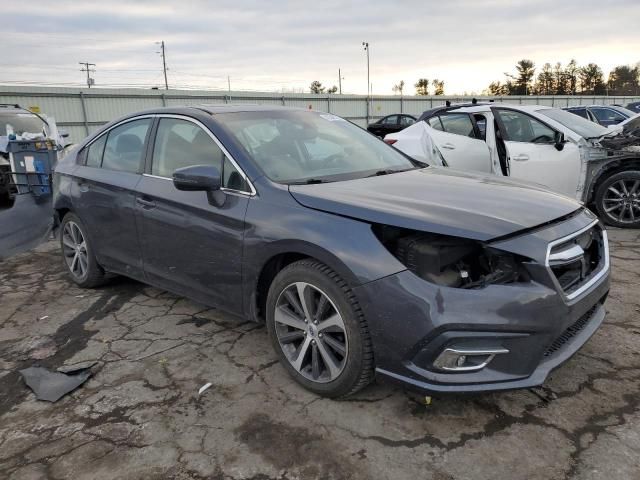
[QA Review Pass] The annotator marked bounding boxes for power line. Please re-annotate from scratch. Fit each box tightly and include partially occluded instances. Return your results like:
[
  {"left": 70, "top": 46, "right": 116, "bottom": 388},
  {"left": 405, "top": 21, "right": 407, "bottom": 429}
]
[{"left": 79, "top": 61, "right": 96, "bottom": 88}]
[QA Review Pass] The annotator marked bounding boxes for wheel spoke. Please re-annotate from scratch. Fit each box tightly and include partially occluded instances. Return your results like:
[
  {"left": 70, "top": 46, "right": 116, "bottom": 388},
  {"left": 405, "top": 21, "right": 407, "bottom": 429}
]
[
  {"left": 311, "top": 344, "right": 321, "bottom": 380},
  {"left": 283, "top": 289, "right": 305, "bottom": 319},
  {"left": 71, "top": 252, "right": 79, "bottom": 273},
  {"left": 296, "top": 283, "right": 312, "bottom": 320},
  {"left": 78, "top": 253, "right": 88, "bottom": 276},
  {"left": 316, "top": 338, "right": 341, "bottom": 378},
  {"left": 322, "top": 334, "right": 346, "bottom": 356},
  {"left": 62, "top": 235, "right": 75, "bottom": 249},
  {"left": 313, "top": 295, "right": 329, "bottom": 322},
  {"left": 278, "top": 330, "right": 305, "bottom": 344},
  {"left": 618, "top": 205, "right": 627, "bottom": 221},
  {"left": 274, "top": 306, "right": 307, "bottom": 331},
  {"left": 291, "top": 336, "right": 312, "bottom": 372},
  {"left": 619, "top": 181, "right": 629, "bottom": 195},
  {"left": 608, "top": 186, "right": 623, "bottom": 198},
  {"left": 605, "top": 204, "right": 622, "bottom": 213},
  {"left": 317, "top": 313, "right": 343, "bottom": 332},
  {"left": 630, "top": 180, "right": 640, "bottom": 195}
]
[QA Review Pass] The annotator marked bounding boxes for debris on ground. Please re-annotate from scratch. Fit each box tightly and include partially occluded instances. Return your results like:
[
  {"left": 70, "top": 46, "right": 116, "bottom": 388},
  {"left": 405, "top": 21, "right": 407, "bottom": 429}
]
[
  {"left": 19, "top": 365, "right": 93, "bottom": 402},
  {"left": 198, "top": 382, "right": 213, "bottom": 395}
]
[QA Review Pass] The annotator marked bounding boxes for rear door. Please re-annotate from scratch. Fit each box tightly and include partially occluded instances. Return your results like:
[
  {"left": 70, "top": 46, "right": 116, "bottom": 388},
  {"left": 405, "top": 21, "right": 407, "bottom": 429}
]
[
  {"left": 71, "top": 117, "right": 152, "bottom": 278},
  {"left": 135, "top": 115, "right": 252, "bottom": 314},
  {"left": 492, "top": 107, "right": 581, "bottom": 198},
  {"left": 424, "top": 113, "right": 492, "bottom": 172}
]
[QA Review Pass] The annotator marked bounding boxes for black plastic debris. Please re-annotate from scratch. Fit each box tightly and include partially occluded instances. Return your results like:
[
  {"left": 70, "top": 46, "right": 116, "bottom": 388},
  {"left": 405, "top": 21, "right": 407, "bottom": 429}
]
[{"left": 19, "top": 366, "right": 92, "bottom": 402}]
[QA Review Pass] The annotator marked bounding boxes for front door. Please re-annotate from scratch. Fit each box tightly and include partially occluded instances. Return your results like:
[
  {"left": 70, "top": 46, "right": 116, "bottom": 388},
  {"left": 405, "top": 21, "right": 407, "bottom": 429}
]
[
  {"left": 492, "top": 108, "right": 581, "bottom": 198},
  {"left": 136, "top": 116, "right": 252, "bottom": 314},
  {"left": 70, "top": 117, "right": 152, "bottom": 278}
]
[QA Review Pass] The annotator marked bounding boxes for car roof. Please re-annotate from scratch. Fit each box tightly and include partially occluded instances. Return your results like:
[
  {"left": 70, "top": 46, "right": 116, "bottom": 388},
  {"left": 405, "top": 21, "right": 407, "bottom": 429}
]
[{"left": 420, "top": 103, "right": 552, "bottom": 118}]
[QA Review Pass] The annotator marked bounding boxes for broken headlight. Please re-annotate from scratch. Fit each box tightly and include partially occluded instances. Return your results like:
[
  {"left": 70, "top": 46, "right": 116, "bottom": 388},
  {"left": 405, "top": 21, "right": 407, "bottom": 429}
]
[{"left": 373, "top": 225, "right": 530, "bottom": 289}]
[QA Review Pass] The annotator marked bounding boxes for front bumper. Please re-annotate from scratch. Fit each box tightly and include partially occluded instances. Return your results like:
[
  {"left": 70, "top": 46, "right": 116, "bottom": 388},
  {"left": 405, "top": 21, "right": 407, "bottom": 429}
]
[{"left": 354, "top": 210, "right": 610, "bottom": 394}]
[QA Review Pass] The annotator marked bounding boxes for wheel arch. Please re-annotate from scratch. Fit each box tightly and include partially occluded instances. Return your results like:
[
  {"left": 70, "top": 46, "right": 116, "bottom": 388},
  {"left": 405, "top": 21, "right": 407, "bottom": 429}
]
[
  {"left": 247, "top": 241, "right": 361, "bottom": 323},
  {"left": 586, "top": 159, "right": 640, "bottom": 206}
]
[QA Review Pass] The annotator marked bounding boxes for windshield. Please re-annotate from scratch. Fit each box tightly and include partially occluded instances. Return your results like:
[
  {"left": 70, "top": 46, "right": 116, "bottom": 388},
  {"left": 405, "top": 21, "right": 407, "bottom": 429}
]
[
  {"left": 215, "top": 110, "right": 419, "bottom": 183},
  {"left": 537, "top": 108, "right": 609, "bottom": 139},
  {"left": 0, "top": 112, "right": 45, "bottom": 137}
]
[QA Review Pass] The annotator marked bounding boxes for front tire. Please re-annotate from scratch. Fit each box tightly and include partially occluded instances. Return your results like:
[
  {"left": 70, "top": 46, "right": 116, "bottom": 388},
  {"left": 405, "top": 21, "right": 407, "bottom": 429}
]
[
  {"left": 59, "top": 213, "right": 106, "bottom": 288},
  {"left": 594, "top": 170, "right": 640, "bottom": 228},
  {"left": 266, "top": 260, "right": 374, "bottom": 398}
]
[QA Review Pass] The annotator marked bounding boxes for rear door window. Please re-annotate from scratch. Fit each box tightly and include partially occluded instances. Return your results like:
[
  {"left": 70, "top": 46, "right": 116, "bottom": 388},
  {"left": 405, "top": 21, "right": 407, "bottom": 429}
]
[
  {"left": 400, "top": 115, "right": 415, "bottom": 127},
  {"left": 381, "top": 115, "right": 399, "bottom": 125},
  {"left": 439, "top": 113, "right": 475, "bottom": 137},
  {"left": 427, "top": 116, "right": 444, "bottom": 131},
  {"left": 86, "top": 135, "right": 107, "bottom": 167},
  {"left": 570, "top": 108, "right": 589, "bottom": 119},
  {"left": 102, "top": 119, "right": 151, "bottom": 173}
]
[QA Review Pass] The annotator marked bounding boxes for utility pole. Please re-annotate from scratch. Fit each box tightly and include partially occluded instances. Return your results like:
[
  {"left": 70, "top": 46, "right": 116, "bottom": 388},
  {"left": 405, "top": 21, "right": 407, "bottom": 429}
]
[
  {"left": 362, "top": 42, "right": 370, "bottom": 124},
  {"left": 79, "top": 62, "right": 96, "bottom": 88},
  {"left": 157, "top": 41, "right": 169, "bottom": 90},
  {"left": 338, "top": 68, "right": 344, "bottom": 94},
  {"left": 362, "top": 42, "right": 370, "bottom": 96}
]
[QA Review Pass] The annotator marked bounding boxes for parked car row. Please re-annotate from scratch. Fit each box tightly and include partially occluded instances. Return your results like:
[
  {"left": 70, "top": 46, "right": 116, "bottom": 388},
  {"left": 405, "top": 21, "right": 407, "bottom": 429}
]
[
  {"left": 386, "top": 103, "right": 640, "bottom": 228},
  {"left": 563, "top": 104, "right": 637, "bottom": 126},
  {"left": 54, "top": 105, "right": 610, "bottom": 398}
]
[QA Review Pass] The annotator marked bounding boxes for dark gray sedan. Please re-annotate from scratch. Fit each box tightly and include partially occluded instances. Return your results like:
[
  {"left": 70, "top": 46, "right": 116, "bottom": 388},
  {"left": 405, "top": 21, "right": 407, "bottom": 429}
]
[{"left": 53, "top": 106, "right": 610, "bottom": 397}]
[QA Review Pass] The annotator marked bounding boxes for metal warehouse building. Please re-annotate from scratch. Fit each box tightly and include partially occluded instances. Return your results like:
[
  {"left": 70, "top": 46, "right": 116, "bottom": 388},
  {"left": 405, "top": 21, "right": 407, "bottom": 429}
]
[{"left": 1, "top": 85, "right": 638, "bottom": 144}]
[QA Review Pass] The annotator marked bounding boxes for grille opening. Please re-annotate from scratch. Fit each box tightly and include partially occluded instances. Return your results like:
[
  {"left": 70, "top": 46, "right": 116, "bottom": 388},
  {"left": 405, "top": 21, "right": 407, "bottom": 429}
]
[{"left": 549, "top": 226, "right": 604, "bottom": 296}]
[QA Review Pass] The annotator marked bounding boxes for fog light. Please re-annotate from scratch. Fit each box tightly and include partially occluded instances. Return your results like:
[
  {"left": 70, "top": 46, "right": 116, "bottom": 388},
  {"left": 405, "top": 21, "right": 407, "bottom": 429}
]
[{"left": 433, "top": 347, "right": 509, "bottom": 372}]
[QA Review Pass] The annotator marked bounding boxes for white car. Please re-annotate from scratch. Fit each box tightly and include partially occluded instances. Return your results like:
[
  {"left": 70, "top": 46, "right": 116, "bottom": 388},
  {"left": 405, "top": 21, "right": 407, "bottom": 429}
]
[{"left": 386, "top": 104, "right": 640, "bottom": 228}]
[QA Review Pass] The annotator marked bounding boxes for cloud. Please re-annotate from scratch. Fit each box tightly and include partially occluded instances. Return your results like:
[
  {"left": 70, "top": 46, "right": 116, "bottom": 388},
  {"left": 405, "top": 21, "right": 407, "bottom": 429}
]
[{"left": 1, "top": 0, "right": 639, "bottom": 93}]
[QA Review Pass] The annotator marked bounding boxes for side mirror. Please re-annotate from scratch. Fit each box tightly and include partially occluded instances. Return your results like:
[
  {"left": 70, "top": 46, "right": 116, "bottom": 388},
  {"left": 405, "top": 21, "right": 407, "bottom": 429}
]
[
  {"left": 173, "top": 165, "right": 221, "bottom": 192},
  {"left": 173, "top": 165, "right": 225, "bottom": 207},
  {"left": 554, "top": 131, "right": 565, "bottom": 151}
]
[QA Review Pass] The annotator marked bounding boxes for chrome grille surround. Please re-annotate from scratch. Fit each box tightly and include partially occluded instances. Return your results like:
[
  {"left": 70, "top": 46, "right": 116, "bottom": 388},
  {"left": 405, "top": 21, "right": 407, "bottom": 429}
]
[{"left": 545, "top": 219, "right": 609, "bottom": 301}]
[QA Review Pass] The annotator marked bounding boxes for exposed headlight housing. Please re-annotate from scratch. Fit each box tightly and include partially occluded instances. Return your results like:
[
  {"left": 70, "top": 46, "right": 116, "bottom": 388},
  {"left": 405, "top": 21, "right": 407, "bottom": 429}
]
[{"left": 373, "top": 225, "right": 530, "bottom": 289}]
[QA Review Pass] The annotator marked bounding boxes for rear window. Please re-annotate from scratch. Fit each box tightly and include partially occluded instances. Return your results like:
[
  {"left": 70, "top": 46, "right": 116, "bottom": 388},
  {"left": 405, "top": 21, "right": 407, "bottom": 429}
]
[{"left": 0, "top": 112, "right": 45, "bottom": 136}]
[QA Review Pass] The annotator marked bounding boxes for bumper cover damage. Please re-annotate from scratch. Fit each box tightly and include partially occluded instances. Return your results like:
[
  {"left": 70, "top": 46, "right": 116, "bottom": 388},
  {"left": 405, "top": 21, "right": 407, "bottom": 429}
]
[{"left": 355, "top": 209, "right": 610, "bottom": 394}]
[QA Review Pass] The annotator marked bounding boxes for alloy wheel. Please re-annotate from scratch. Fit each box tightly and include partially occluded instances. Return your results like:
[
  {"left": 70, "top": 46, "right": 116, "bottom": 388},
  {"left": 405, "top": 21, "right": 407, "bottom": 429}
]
[
  {"left": 62, "top": 221, "right": 89, "bottom": 280},
  {"left": 602, "top": 179, "right": 640, "bottom": 224},
  {"left": 274, "top": 282, "right": 348, "bottom": 383}
]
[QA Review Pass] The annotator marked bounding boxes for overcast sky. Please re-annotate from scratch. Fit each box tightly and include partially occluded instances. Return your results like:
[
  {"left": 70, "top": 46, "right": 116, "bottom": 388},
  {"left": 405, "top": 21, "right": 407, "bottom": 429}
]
[{"left": 2, "top": 0, "right": 639, "bottom": 95}]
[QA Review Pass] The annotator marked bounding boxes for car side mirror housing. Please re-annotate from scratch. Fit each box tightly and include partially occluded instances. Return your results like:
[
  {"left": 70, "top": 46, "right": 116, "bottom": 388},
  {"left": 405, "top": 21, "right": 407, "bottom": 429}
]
[
  {"left": 173, "top": 165, "right": 226, "bottom": 206},
  {"left": 554, "top": 132, "right": 565, "bottom": 151},
  {"left": 173, "top": 165, "right": 221, "bottom": 192}
]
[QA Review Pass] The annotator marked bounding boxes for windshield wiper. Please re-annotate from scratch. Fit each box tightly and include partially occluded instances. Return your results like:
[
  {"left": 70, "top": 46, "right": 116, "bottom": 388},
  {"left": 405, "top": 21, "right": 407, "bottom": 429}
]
[
  {"left": 367, "top": 167, "right": 416, "bottom": 177},
  {"left": 289, "top": 178, "right": 328, "bottom": 185}
]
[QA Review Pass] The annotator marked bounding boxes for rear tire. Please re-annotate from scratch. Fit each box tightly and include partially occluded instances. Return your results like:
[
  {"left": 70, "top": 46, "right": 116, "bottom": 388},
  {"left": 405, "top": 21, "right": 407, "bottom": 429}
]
[
  {"left": 594, "top": 170, "right": 640, "bottom": 228},
  {"left": 59, "top": 213, "right": 107, "bottom": 288},
  {"left": 265, "top": 259, "right": 374, "bottom": 398}
]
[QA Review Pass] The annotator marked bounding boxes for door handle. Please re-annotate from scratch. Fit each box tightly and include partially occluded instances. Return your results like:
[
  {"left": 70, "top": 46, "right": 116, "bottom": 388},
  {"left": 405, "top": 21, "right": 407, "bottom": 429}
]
[
  {"left": 136, "top": 197, "right": 156, "bottom": 209},
  {"left": 512, "top": 154, "right": 529, "bottom": 162},
  {"left": 441, "top": 143, "right": 456, "bottom": 150},
  {"left": 77, "top": 181, "right": 89, "bottom": 193}
]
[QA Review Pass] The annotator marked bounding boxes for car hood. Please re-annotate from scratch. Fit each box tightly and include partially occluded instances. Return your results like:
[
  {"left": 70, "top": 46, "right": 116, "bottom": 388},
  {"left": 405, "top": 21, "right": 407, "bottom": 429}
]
[{"left": 289, "top": 168, "right": 582, "bottom": 241}]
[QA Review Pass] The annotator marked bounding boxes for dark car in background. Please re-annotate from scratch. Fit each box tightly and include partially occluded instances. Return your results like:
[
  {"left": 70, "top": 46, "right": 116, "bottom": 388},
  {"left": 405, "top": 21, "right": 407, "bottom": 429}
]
[
  {"left": 53, "top": 105, "right": 609, "bottom": 398},
  {"left": 367, "top": 114, "right": 416, "bottom": 137},
  {"left": 563, "top": 105, "right": 636, "bottom": 127},
  {"left": 626, "top": 102, "right": 640, "bottom": 114}
]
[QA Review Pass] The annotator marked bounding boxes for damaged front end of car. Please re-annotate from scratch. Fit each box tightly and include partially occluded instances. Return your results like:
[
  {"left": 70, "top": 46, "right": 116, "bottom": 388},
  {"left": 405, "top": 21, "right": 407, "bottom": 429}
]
[{"left": 354, "top": 208, "right": 610, "bottom": 394}]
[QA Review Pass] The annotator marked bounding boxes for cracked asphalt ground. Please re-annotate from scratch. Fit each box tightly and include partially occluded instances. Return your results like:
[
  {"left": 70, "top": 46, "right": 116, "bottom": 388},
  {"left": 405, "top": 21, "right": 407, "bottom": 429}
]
[{"left": 0, "top": 230, "right": 639, "bottom": 480}]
